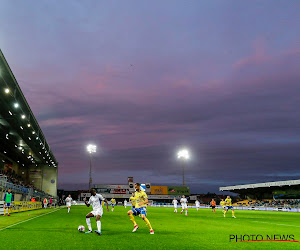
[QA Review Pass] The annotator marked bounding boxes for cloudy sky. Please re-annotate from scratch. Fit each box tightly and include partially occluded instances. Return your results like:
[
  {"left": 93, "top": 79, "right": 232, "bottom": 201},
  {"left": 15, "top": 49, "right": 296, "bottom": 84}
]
[{"left": 1, "top": 0, "right": 299, "bottom": 193}]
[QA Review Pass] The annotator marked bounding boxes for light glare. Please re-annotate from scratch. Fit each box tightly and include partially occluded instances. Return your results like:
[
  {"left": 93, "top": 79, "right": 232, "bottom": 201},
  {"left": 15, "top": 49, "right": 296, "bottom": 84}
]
[{"left": 87, "top": 144, "right": 97, "bottom": 154}]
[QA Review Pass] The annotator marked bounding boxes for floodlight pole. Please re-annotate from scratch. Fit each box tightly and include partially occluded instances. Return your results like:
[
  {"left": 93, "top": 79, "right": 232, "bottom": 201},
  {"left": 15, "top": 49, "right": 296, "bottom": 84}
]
[
  {"left": 182, "top": 161, "right": 185, "bottom": 186},
  {"left": 89, "top": 154, "right": 92, "bottom": 190}
]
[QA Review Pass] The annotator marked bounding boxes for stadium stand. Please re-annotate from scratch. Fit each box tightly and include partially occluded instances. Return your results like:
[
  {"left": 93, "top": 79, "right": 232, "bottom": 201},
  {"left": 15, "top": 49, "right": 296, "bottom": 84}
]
[
  {"left": 0, "top": 49, "right": 58, "bottom": 205},
  {"left": 220, "top": 179, "right": 300, "bottom": 209}
]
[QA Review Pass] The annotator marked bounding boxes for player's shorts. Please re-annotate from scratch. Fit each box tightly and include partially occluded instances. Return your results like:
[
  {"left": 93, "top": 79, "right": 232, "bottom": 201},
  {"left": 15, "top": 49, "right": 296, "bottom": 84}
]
[
  {"left": 226, "top": 206, "right": 233, "bottom": 210},
  {"left": 132, "top": 206, "right": 135, "bottom": 209},
  {"left": 222, "top": 206, "right": 226, "bottom": 209},
  {"left": 196, "top": 205, "right": 200, "bottom": 208},
  {"left": 91, "top": 208, "right": 103, "bottom": 217},
  {"left": 5, "top": 203, "right": 11, "bottom": 207},
  {"left": 211, "top": 206, "right": 215, "bottom": 209},
  {"left": 131, "top": 207, "right": 147, "bottom": 216},
  {"left": 182, "top": 204, "right": 188, "bottom": 209},
  {"left": 111, "top": 204, "right": 115, "bottom": 207},
  {"left": 174, "top": 205, "right": 178, "bottom": 208},
  {"left": 66, "top": 203, "right": 71, "bottom": 207}
]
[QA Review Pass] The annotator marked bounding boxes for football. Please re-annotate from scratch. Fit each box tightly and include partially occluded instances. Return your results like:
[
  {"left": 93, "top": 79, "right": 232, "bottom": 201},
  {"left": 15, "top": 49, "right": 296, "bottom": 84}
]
[{"left": 78, "top": 225, "right": 85, "bottom": 232}]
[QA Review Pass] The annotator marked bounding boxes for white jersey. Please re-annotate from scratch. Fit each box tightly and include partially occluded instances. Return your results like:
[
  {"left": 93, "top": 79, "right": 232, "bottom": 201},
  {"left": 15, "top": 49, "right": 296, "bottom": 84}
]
[
  {"left": 87, "top": 194, "right": 105, "bottom": 210},
  {"left": 172, "top": 200, "right": 178, "bottom": 207},
  {"left": 66, "top": 197, "right": 73, "bottom": 205},
  {"left": 180, "top": 198, "right": 187, "bottom": 204},
  {"left": 195, "top": 201, "right": 200, "bottom": 207},
  {"left": 124, "top": 200, "right": 127, "bottom": 204}
]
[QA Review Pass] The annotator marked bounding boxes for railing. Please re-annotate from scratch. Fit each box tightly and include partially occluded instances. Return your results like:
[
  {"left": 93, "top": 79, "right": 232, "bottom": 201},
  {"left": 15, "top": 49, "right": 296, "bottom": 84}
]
[{"left": 0, "top": 178, "right": 46, "bottom": 198}]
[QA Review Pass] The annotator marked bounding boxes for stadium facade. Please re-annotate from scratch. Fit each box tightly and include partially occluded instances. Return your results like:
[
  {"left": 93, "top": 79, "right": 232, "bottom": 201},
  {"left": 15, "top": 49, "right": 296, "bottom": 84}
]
[
  {"left": 71, "top": 178, "right": 190, "bottom": 203},
  {"left": 219, "top": 179, "right": 300, "bottom": 199},
  {"left": 0, "top": 49, "right": 58, "bottom": 202}
]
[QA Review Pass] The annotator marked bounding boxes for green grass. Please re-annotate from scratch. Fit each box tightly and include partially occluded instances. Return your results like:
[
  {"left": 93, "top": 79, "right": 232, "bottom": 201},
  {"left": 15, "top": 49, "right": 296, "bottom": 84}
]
[{"left": 1, "top": 206, "right": 300, "bottom": 249}]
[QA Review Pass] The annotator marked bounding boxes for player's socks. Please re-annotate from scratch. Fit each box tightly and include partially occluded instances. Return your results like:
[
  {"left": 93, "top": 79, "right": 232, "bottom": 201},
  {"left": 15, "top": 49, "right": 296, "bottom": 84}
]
[
  {"left": 86, "top": 218, "right": 92, "bottom": 231},
  {"left": 232, "top": 211, "right": 236, "bottom": 218},
  {"left": 185, "top": 210, "right": 187, "bottom": 216},
  {"left": 150, "top": 229, "right": 154, "bottom": 234},
  {"left": 3, "top": 208, "right": 6, "bottom": 216},
  {"left": 68, "top": 208, "right": 70, "bottom": 213},
  {"left": 96, "top": 220, "right": 101, "bottom": 232},
  {"left": 144, "top": 218, "right": 152, "bottom": 230},
  {"left": 129, "top": 214, "right": 137, "bottom": 226},
  {"left": 181, "top": 210, "right": 183, "bottom": 214}
]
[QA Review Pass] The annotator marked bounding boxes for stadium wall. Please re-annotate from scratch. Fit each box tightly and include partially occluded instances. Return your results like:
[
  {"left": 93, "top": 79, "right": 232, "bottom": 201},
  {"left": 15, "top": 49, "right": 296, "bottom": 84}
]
[{"left": 28, "top": 165, "right": 57, "bottom": 197}]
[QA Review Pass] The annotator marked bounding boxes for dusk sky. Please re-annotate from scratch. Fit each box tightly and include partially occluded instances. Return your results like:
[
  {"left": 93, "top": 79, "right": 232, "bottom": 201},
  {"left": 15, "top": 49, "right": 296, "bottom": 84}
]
[{"left": 1, "top": 0, "right": 299, "bottom": 193}]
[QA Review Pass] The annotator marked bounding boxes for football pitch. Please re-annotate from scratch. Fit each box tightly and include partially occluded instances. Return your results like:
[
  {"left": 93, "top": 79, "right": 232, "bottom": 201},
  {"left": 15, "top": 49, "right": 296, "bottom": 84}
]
[{"left": 1, "top": 206, "right": 300, "bottom": 249}]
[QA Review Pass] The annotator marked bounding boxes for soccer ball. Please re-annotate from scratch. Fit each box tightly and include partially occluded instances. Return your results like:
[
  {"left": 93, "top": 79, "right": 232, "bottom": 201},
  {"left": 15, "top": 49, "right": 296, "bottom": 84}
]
[{"left": 78, "top": 225, "right": 85, "bottom": 232}]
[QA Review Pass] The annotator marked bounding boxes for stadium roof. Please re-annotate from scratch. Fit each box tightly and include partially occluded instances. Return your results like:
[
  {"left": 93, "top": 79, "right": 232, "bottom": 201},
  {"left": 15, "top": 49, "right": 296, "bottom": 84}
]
[
  {"left": 0, "top": 49, "right": 57, "bottom": 168},
  {"left": 219, "top": 179, "right": 300, "bottom": 192}
]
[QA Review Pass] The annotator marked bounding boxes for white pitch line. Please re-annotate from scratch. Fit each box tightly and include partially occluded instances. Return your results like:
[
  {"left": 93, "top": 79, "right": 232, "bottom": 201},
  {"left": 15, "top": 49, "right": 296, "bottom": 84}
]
[
  {"left": 253, "top": 220, "right": 300, "bottom": 228},
  {"left": 0, "top": 208, "right": 62, "bottom": 232}
]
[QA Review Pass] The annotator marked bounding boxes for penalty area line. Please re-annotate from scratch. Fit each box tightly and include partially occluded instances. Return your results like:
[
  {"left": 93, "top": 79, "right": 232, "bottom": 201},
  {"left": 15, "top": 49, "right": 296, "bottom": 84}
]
[
  {"left": 252, "top": 220, "right": 300, "bottom": 228},
  {"left": 0, "top": 208, "right": 62, "bottom": 232}
]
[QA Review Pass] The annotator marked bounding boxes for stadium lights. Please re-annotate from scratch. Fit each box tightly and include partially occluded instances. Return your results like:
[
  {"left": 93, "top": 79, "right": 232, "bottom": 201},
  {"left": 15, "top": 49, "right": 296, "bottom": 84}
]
[
  {"left": 177, "top": 149, "right": 190, "bottom": 160},
  {"left": 4, "top": 151, "right": 6, "bottom": 154},
  {"left": 21, "top": 114, "right": 26, "bottom": 119},
  {"left": 87, "top": 144, "right": 97, "bottom": 154},
  {"left": 4, "top": 88, "right": 10, "bottom": 94},
  {"left": 87, "top": 144, "right": 97, "bottom": 189},
  {"left": 32, "top": 131, "right": 35, "bottom": 134},
  {"left": 18, "top": 146, "right": 22, "bottom": 150},
  {"left": 27, "top": 124, "right": 31, "bottom": 127},
  {"left": 6, "top": 134, "right": 9, "bottom": 139},
  {"left": 20, "top": 126, "right": 23, "bottom": 130},
  {"left": 8, "top": 111, "right": 12, "bottom": 115},
  {"left": 14, "top": 103, "right": 19, "bottom": 108},
  {"left": 177, "top": 148, "right": 190, "bottom": 187}
]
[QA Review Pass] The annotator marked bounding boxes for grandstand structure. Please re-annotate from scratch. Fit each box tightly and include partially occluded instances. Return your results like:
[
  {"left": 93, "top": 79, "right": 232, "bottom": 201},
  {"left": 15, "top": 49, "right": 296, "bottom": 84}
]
[
  {"left": 0, "top": 49, "right": 58, "bottom": 202},
  {"left": 220, "top": 179, "right": 300, "bottom": 200}
]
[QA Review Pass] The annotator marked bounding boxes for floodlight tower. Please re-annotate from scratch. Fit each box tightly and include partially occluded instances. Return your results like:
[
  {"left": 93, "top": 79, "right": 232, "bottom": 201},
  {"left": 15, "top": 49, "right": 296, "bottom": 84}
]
[
  {"left": 87, "top": 144, "right": 97, "bottom": 190},
  {"left": 177, "top": 149, "right": 190, "bottom": 186}
]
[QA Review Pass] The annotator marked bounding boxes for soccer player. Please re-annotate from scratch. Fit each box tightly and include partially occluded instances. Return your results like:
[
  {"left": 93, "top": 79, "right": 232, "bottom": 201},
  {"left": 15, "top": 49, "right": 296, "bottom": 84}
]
[
  {"left": 129, "top": 192, "right": 136, "bottom": 209},
  {"left": 210, "top": 199, "right": 216, "bottom": 213},
  {"left": 65, "top": 194, "right": 73, "bottom": 213},
  {"left": 195, "top": 200, "right": 200, "bottom": 211},
  {"left": 84, "top": 188, "right": 109, "bottom": 235},
  {"left": 124, "top": 199, "right": 127, "bottom": 208},
  {"left": 220, "top": 199, "right": 226, "bottom": 217},
  {"left": 110, "top": 198, "right": 116, "bottom": 212},
  {"left": 180, "top": 195, "right": 188, "bottom": 216},
  {"left": 43, "top": 198, "right": 48, "bottom": 209},
  {"left": 224, "top": 196, "right": 236, "bottom": 218},
  {"left": 3, "top": 189, "right": 13, "bottom": 216},
  {"left": 172, "top": 198, "right": 178, "bottom": 213},
  {"left": 127, "top": 183, "right": 154, "bottom": 234}
]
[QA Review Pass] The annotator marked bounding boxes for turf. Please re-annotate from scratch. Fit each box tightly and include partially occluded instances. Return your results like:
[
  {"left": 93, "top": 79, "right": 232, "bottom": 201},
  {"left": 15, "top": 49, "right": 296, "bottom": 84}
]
[{"left": 0, "top": 206, "right": 299, "bottom": 249}]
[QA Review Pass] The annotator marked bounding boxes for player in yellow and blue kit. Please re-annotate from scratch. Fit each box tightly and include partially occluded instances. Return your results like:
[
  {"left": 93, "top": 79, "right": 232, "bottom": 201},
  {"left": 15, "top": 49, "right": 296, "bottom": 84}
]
[
  {"left": 220, "top": 199, "right": 226, "bottom": 217},
  {"left": 224, "top": 196, "right": 236, "bottom": 218},
  {"left": 127, "top": 183, "right": 154, "bottom": 234},
  {"left": 110, "top": 198, "right": 116, "bottom": 212}
]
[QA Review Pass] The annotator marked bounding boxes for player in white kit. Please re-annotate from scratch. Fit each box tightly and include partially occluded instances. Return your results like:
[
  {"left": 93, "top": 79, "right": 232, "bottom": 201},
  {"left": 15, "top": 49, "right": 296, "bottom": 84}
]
[
  {"left": 84, "top": 189, "right": 109, "bottom": 235},
  {"left": 65, "top": 194, "right": 73, "bottom": 213},
  {"left": 180, "top": 195, "right": 188, "bottom": 216},
  {"left": 124, "top": 199, "right": 127, "bottom": 208},
  {"left": 172, "top": 198, "right": 178, "bottom": 213},
  {"left": 195, "top": 200, "right": 200, "bottom": 211}
]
